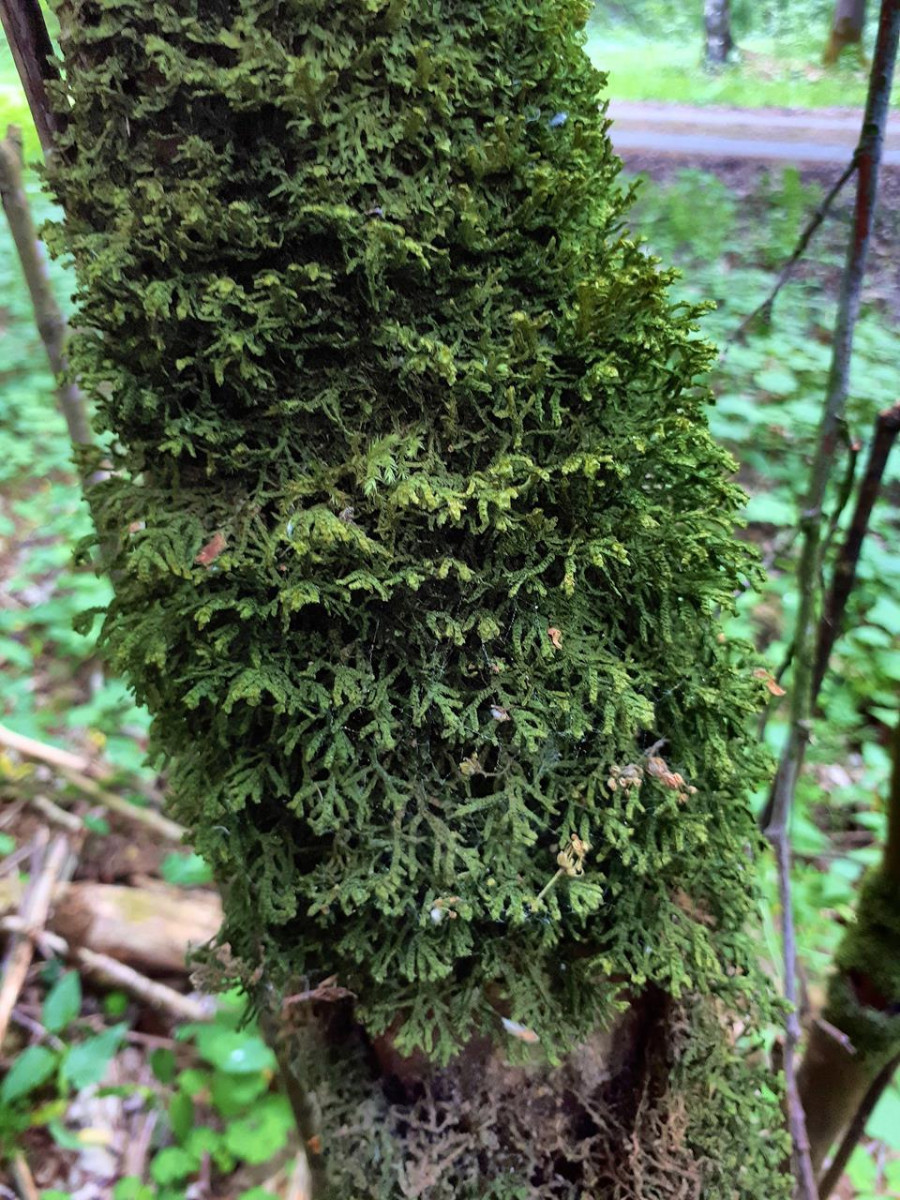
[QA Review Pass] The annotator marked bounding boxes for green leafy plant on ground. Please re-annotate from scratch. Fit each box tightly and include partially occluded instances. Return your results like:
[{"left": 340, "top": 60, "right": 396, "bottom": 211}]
[{"left": 0, "top": 973, "right": 294, "bottom": 1199}]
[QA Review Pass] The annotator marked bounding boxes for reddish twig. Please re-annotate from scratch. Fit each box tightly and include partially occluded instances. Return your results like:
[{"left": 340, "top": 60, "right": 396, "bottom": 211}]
[{"left": 813, "top": 400, "right": 900, "bottom": 696}]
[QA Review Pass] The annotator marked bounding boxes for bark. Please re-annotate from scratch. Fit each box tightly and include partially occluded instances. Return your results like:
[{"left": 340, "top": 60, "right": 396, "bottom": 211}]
[
  {"left": 705, "top": 0, "right": 735, "bottom": 66},
  {"left": 798, "top": 705, "right": 900, "bottom": 1175},
  {"left": 825, "top": 0, "right": 869, "bottom": 63},
  {"left": 798, "top": 1019, "right": 875, "bottom": 1175}
]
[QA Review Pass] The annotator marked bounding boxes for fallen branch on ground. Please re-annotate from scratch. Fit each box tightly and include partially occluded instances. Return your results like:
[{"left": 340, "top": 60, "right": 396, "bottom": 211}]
[
  {"left": 58, "top": 767, "right": 185, "bottom": 843},
  {"left": 9, "top": 1153, "right": 39, "bottom": 1200},
  {"left": 0, "top": 878, "right": 222, "bottom": 973},
  {"left": 0, "top": 832, "right": 71, "bottom": 1047},
  {"left": 1, "top": 916, "right": 214, "bottom": 1024},
  {"left": 0, "top": 721, "right": 97, "bottom": 778},
  {"left": 0, "top": 720, "right": 185, "bottom": 842}
]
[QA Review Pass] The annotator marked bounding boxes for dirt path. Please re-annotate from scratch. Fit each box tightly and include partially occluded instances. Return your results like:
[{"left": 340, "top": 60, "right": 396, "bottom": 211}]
[{"left": 608, "top": 100, "right": 900, "bottom": 164}]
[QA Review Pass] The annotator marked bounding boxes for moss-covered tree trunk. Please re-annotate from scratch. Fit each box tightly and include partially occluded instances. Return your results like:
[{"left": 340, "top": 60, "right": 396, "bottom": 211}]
[{"left": 47, "top": 1, "right": 788, "bottom": 1195}]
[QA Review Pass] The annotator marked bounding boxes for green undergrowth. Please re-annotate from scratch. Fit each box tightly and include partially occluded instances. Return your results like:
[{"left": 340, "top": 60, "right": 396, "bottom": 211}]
[
  {"left": 626, "top": 162, "right": 900, "bottom": 1183},
  {"left": 0, "top": 973, "right": 296, "bottom": 1198}
]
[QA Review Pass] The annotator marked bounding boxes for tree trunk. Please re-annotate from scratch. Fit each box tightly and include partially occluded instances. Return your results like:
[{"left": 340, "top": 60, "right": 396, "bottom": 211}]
[
  {"left": 36, "top": 0, "right": 792, "bottom": 1196},
  {"left": 825, "top": 0, "right": 868, "bottom": 63},
  {"left": 705, "top": 0, "right": 735, "bottom": 66}
]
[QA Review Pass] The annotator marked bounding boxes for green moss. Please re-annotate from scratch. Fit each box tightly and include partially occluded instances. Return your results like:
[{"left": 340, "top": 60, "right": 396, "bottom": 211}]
[
  {"left": 47, "top": 0, "right": 786, "bottom": 1191},
  {"left": 825, "top": 869, "right": 900, "bottom": 1062}
]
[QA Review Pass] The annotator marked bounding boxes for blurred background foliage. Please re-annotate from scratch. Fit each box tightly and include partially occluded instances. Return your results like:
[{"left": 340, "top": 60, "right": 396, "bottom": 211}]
[{"left": 588, "top": 0, "right": 900, "bottom": 106}]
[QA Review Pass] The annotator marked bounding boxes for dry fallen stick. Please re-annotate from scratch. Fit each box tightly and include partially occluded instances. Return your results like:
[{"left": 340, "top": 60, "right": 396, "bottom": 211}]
[
  {"left": 0, "top": 720, "right": 185, "bottom": 842},
  {"left": 1, "top": 916, "right": 214, "bottom": 1024},
  {"left": 9, "top": 1153, "right": 39, "bottom": 1200},
  {"left": 0, "top": 831, "right": 70, "bottom": 1047},
  {"left": 0, "top": 878, "right": 222, "bottom": 973},
  {"left": 0, "top": 721, "right": 95, "bottom": 777},
  {"left": 58, "top": 767, "right": 185, "bottom": 844},
  {"left": 30, "top": 793, "right": 84, "bottom": 834}
]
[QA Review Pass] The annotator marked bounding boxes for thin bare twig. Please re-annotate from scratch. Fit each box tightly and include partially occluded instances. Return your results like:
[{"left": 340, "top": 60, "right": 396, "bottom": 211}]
[
  {"left": 765, "top": 3, "right": 900, "bottom": 1195},
  {"left": 29, "top": 793, "right": 84, "bottom": 833},
  {"left": 0, "top": 720, "right": 97, "bottom": 777},
  {"left": 9, "top": 1154, "right": 39, "bottom": 1200},
  {"left": 122, "top": 1109, "right": 159, "bottom": 1181},
  {"left": 58, "top": 767, "right": 185, "bottom": 843},
  {"left": 0, "top": 0, "right": 60, "bottom": 157},
  {"left": 813, "top": 1016, "right": 856, "bottom": 1057},
  {"left": 813, "top": 400, "right": 900, "bottom": 697},
  {"left": 728, "top": 155, "right": 859, "bottom": 346},
  {"left": 0, "top": 831, "right": 70, "bottom": 1047},
  {"left": 0, "top": 126, "right": 91, "bottom": 447},
  {"left": 772, "top": 833, "right": 821, "bottom": 1200},
  {"left": 1, "top": 917, "right": 214, "bottom": 1023},
  {"left": 818, "top": 1052, "right": 900, "bottom": 1200},
  {"left": 0, "top": 721, "right": 184, "bottom": 841}
]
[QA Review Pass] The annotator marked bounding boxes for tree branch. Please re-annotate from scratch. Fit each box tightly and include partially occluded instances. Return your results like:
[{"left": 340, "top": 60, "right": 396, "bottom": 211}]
[
  {"left": 728, "top": 155, "right": 859, "bottom": 346},
  {"left": 817, "top": 1051, "right": 900, "bottom": 1200},
  {"left": 764, "top": 2, "right": 900, "bottom": 1194},
  {"left": 0, "top": 0, "right": 61, "bottom": 157},
  {"left": 813, "top": 400, "right": 900, "bottom": 698},
  {"left": 0, "top": 126, "right": 90, "bottom": 446}
]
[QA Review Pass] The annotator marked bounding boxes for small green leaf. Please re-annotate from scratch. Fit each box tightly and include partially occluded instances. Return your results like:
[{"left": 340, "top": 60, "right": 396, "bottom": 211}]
[
  {"left": 210, "top": 1068, "right": 268, "bottom": 1117},
  {"left": 176, "top": 1067, "right": 211, "bottom": 1096},
  {"left": 103, "top": 991, "right": 129, "bottom": 1018},
  {"left": 193, "top": 1026, "right": 276, "bottom": 1075},
  {"left": 161, "top": 852, "right": 213, "bottom": 887},
  {"left": 150, "top": 1145, "right": 199, "bottom": 1185},
  {"left": 169, "top": 1090, "right": 194, "bottom": 1142},
  {"left": 113, "top": 1178, "right": 155, "bottom": 1200},
  {"left": 868, "top": 1081, "right": 900, "bottom": 1148},
  {"left": 223, "top": 1095, "right": 293, "bottom": 1164},
  {"left": 0, "top": 832, "right": 16, "bottom": 855},
  {"left": 43, "top": 971, "right": 82, "bottom": 1033},
  {"left": 83, "top": 813, "right": 111, "bottom": 835},
  {"left": 62, "top": 1024, "right": 127, "bottom": 1090},
  {"left": 0, "top": 1045, "right": 58, "bottom": 1105},
  {"left": 239, "top": 1190, "right": 279, "bottom": 1200},
  {"left": 150, "top": 1047, "right": 177, "bottom": 1084},
  {"left": 49, "top": 1120, "right": 86, "bottom": 1150}
]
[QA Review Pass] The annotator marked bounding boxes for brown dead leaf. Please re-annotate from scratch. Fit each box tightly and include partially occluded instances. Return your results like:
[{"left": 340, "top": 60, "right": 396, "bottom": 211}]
[
  {"left": 547, "top": 626, "right": 563, "bottom": 650},
  {"left": 194, "top": 531, "right": 227, "bottom": 567},
  {"left": 753, "top": 667, "right": 786, "bottom": 697},
  {"left": 284, "top": 975, "right": 356, "bottom": 1007}
]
